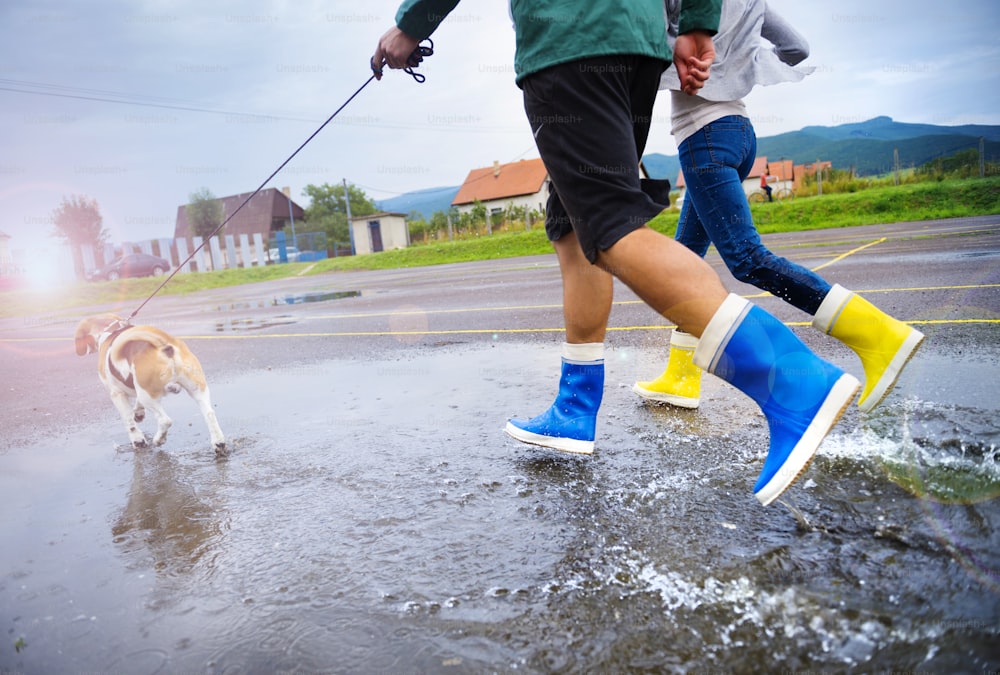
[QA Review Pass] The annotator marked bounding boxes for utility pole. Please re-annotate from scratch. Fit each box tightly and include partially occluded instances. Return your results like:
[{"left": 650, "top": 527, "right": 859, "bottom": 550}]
[
  {"left": 343, "top": 178, "right": 356, "bottom": 256},
  {"left": 282, "top": 186, "right": 298, "bottom": 249},
  {"left": 816, "top": 159, "right": 823, "bottom": 196},
  {"left": 893, "top": 148, "right": 900, "bottom": 186},
  {"left": 980, "top": 136, "right": 986, "bottom": 178}
]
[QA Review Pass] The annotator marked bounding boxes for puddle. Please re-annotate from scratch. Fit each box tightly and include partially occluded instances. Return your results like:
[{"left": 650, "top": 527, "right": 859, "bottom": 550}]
[
  {"left": 214, "top": 300, "right": 272, "bottom": 311},
  {"left": 2, "top": 344, "right": 997, "bottom": 673},
  {"left": 279, "top": 290, "right": 361, "bottom": 305},
  {"left": 214, "top": 316, "right": 298, "bottom": 332}
]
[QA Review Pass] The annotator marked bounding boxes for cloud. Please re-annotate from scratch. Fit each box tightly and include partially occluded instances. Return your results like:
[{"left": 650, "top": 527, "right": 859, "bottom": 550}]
[{"left": 1, "top": 0, "right": 997, "bottom": 255}]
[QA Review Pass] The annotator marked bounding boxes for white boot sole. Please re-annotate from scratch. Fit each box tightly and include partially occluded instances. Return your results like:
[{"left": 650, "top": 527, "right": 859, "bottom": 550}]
[
  {"left": 632, "top": 383, "right": 700, "bottom": 409},
  {"left": 504, "top": 422, "right": 595, "bottom": 455},
  {"left": 755, "top": 373, "right": 861, "bottom": 506},
  {"left": 858, "top": 329, "right": 925, "bottom": 412}
]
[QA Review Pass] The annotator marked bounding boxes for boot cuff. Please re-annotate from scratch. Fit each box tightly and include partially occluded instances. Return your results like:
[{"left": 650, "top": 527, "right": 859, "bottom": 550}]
[
  {"left": 693, "top": 294, "right": 750, "bottom": 373},
  {"left": 812, "top": 284, "right": 853, "bottom": 334},
  {"left": 670, "top": 330, "right": 700, "bottom": 349},
  {"left": 562, "top": 342, "right": 605, "bottom": 363}
]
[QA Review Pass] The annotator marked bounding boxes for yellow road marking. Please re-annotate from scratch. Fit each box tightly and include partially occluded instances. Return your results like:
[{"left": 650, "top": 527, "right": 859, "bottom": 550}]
[
  {"left": 301, "top": 282, "right": 1000, "bottom": 318},
  {"left": 3, "top": 281, "right": 997, "bottom": 343},
  {"left": 6, "top": 317, "right": 998, "bottom": 343},
  {"left": 744, "top": 237, "right": 888, "bottom": 298}
]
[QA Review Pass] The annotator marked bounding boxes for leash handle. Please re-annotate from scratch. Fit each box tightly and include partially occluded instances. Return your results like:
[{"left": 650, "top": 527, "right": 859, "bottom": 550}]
[{"left": 372, "top": 39, "right": 434, "bottom": 83}]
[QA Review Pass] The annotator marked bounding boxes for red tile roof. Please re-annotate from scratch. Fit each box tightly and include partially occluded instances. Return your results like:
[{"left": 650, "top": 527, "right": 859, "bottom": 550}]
[
  {"left": 452, "top": 158, "right": 548, "bottom": 206},
  {"left": 676, "top": 157, "right": 830, "bottom": 193}
]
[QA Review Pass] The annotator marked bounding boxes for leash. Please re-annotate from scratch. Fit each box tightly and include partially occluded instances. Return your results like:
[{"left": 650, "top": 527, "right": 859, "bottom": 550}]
[{"left": 125, "top": 40, "right": 434, "bottom": 324}]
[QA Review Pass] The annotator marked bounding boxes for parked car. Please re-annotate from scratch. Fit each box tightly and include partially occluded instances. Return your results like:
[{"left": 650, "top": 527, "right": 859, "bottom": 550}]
[
  {"left": 88, "top": 253, "right": 171, "bottom": 281},
  {"left": 268, "top": 246, "right": 301, "bottom": 263}
]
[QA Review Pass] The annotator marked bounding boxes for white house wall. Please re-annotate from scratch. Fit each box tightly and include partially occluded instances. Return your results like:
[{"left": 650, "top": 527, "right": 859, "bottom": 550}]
[{"left": 453, "top": 189, "right": 546, "bottom": 217}]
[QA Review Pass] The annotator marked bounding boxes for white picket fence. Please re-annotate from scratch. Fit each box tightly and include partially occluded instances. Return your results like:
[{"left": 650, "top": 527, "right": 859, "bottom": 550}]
[{"left": 79, "top": 232, "right": 269, "bottom": 277}]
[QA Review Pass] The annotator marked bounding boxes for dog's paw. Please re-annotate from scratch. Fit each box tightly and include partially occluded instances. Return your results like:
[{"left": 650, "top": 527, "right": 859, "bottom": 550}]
[
  {"left": 214, "top": 441, "right": 229, "bottom": 457},
  {"left": 153, "top": 434, "right": 168, "bottom": 447},
  {"left": 132, "top": 438, "right": 148, "bottom": 450}
]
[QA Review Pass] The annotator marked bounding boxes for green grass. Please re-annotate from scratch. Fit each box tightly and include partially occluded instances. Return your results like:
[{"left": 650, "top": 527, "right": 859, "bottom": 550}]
[
  {"left": 3, "top": 176, "right": 998, "bottom": 319},
  {"left": 748, "top": 177, "right": 1000, "bottom": 234}
]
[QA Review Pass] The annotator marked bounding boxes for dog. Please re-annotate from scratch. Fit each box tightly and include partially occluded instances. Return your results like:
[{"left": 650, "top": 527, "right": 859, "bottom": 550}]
[{"left": 75, "top": 314, "right": 226, "bottom": 455}]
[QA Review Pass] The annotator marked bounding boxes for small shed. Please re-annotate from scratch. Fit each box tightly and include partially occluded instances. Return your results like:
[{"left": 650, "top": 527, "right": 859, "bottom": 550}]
[{"left": 351, "top": 212, "right": 409, "bottom": 255}]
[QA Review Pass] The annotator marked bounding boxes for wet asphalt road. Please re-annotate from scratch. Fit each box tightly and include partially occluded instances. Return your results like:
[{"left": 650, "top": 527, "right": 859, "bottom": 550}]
[
  {"left": 3, "top": 216, "right": 998, "bottom": 442},
  {"left": 1, "top": 216, "right": 998, "bottom": 673}
]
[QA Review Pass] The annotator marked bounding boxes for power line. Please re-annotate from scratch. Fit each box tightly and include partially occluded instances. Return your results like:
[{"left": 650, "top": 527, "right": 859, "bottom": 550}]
[{"left": 0, "top": 78, "right": 529, "bottom": 133}]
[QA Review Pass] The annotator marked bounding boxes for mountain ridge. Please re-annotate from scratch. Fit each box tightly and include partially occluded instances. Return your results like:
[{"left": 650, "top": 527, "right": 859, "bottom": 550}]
[
  {"left": 379, "top": 117, "right": 1000, "bottom": 217},
  {"left": 643, "top": 115, "right": 1000, "bottom": 182}
]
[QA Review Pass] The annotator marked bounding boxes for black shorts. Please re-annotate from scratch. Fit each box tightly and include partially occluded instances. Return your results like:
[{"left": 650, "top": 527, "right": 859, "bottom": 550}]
[{"left": 522, "top": 55, "right": 667, "bottom": 263}]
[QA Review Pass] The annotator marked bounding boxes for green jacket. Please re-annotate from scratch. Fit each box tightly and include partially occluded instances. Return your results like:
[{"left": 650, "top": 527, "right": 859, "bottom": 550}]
[{"left": 395, "top": 0, "right": 721, "bottom": 83}]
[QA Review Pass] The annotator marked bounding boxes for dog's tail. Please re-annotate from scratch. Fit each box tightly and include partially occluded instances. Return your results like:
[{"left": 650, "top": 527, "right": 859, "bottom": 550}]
[{"left": 114, "top": 327, "right": 204, "bottom": 393}]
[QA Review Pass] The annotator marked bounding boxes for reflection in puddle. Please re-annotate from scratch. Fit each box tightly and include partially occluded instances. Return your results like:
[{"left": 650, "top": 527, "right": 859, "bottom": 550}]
[
  {"left": 215, "top": 316, "right": 297, "bottom": 332},
  {"left": 111, "top": 450, "right": 224, "bottom": 580},
  {"left": 215, "top": 300, "right": 271, "bottom": 311},
  {"left": 280, "top": 290, "right": 361, "bottom": 305}
]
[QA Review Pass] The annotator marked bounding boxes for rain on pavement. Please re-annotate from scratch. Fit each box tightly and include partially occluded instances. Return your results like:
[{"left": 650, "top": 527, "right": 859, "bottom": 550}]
[{"left": 1, "top": 218, "right": 998, "bottom": 673}]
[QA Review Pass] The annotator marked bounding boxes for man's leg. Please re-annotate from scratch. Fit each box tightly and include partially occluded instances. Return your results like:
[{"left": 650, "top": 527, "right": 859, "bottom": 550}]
[
  {"left": 597, "top": 227, "right": 727, "bottom": 336},
  {"left": 522, "top": 56, "right": 859, "bottom": 503},
  {"left": 555, "top": 231, "right": 613, "bottom": 344},
  {"left": 504, "top": 233, "right": 613, "bottom": 455},
  {"left": 632, "top": 188, "right": 709, "bottom": 407},
  {"left": 599, "top": 228, "right": 859, "bottom": 505}
]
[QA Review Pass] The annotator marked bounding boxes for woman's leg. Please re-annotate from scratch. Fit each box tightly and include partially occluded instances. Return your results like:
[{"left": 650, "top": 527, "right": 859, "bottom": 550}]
[
  {"left": 674, "top": 191, "right": 711, "bottom": 258},
  {"left": 680, "top": 116, "right": 831, "bottom": 315}
]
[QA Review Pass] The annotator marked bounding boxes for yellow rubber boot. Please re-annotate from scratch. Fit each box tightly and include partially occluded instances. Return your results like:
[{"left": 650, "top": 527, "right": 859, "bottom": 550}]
[
  {"left": 632, "top": 330, "right": 702, "bottom": 408},
  {"left": 813, "top": 284, "right": 924, "bottom": 412}
]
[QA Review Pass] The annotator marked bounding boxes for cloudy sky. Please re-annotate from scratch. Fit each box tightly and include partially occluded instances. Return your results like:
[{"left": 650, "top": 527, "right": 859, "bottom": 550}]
[{"left": 2, "top": 0, "right": 998, "bottom": 256}]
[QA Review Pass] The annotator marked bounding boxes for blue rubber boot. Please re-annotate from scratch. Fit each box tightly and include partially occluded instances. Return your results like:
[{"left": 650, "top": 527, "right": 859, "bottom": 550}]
[
  {"left": 505, "top": 357, "right": 604, "bottom": 454},
  {"left": 695, "top": 295, "right": 861, "bottom": 505}
]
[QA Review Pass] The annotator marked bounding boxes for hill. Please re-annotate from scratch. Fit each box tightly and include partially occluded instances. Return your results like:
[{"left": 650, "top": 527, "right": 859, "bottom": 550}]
[
  {"left": 641, "top": 116, "right": 1000, "bottom": 180},
  {"left": 383, "top": 118, "right": 1000, "bottom": 211},
  {"left": 376, "top": 185, "right": 459, "bottom": 220},
  {"left": 640, "top": 154, "right": 681, "bottom": 185},
  {"left": 795, "top": 115, "right": 1000, "bottom": 143}
]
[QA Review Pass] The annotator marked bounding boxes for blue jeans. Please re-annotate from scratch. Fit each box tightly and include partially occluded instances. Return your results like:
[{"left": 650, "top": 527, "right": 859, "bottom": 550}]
[{"left": 676, "top": 115, "right": 831, "bottom": 315}]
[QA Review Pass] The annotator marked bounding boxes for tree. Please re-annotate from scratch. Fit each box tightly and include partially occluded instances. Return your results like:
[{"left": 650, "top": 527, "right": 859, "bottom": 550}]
[
  {"left": 51, "top": 195, "right": 110, "bottom": 279},
  {"left": 51, "top": 194, "right": 109, "bottom": 247},
  {"left": 186, "top": 188, "right": 224, "bottom": 239},
  {"left": 407, "top": 210, "right": 431, "bottom": 242},
  {"left": 302, "top": 182, "right": 377, "bottom": 245}
]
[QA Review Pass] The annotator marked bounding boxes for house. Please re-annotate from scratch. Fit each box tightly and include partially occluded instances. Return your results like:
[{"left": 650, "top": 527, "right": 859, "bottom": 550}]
[
  {"left": 174, "top": 187, "right": 305, "bottom": 244},
  {"left": 674, "top": 157, "right": 830, "bottom": 206},
  {"left": 800, "top": 160, "right": 833, "bottom": 184},
  {"left": 451, "top": 158, "right": 549, "bottom": 220},
  {"left": 350, "top": 212, "right": 409, "bottom": 255},
  {"left": 451, "top": 157, "right": 654, "bottom": 223}
]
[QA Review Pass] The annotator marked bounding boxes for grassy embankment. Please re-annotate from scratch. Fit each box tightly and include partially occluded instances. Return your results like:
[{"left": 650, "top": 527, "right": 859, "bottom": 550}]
[{"left": 3, "top": 176, "right": 998, "bottom": 319}]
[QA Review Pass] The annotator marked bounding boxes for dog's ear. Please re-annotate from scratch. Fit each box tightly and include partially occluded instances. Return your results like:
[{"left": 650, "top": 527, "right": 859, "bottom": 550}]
[{"left": 74, "top": 319, "right": 97, "bottom": 356}]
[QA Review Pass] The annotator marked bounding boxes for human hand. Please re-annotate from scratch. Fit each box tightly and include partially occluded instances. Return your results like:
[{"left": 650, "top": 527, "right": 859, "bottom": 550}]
[
  {"left": 673, "top": 30, "right": 716, "bottom": 95},
  {"left": 371, "top": 26, "right": 420, "bottom": 80}
]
